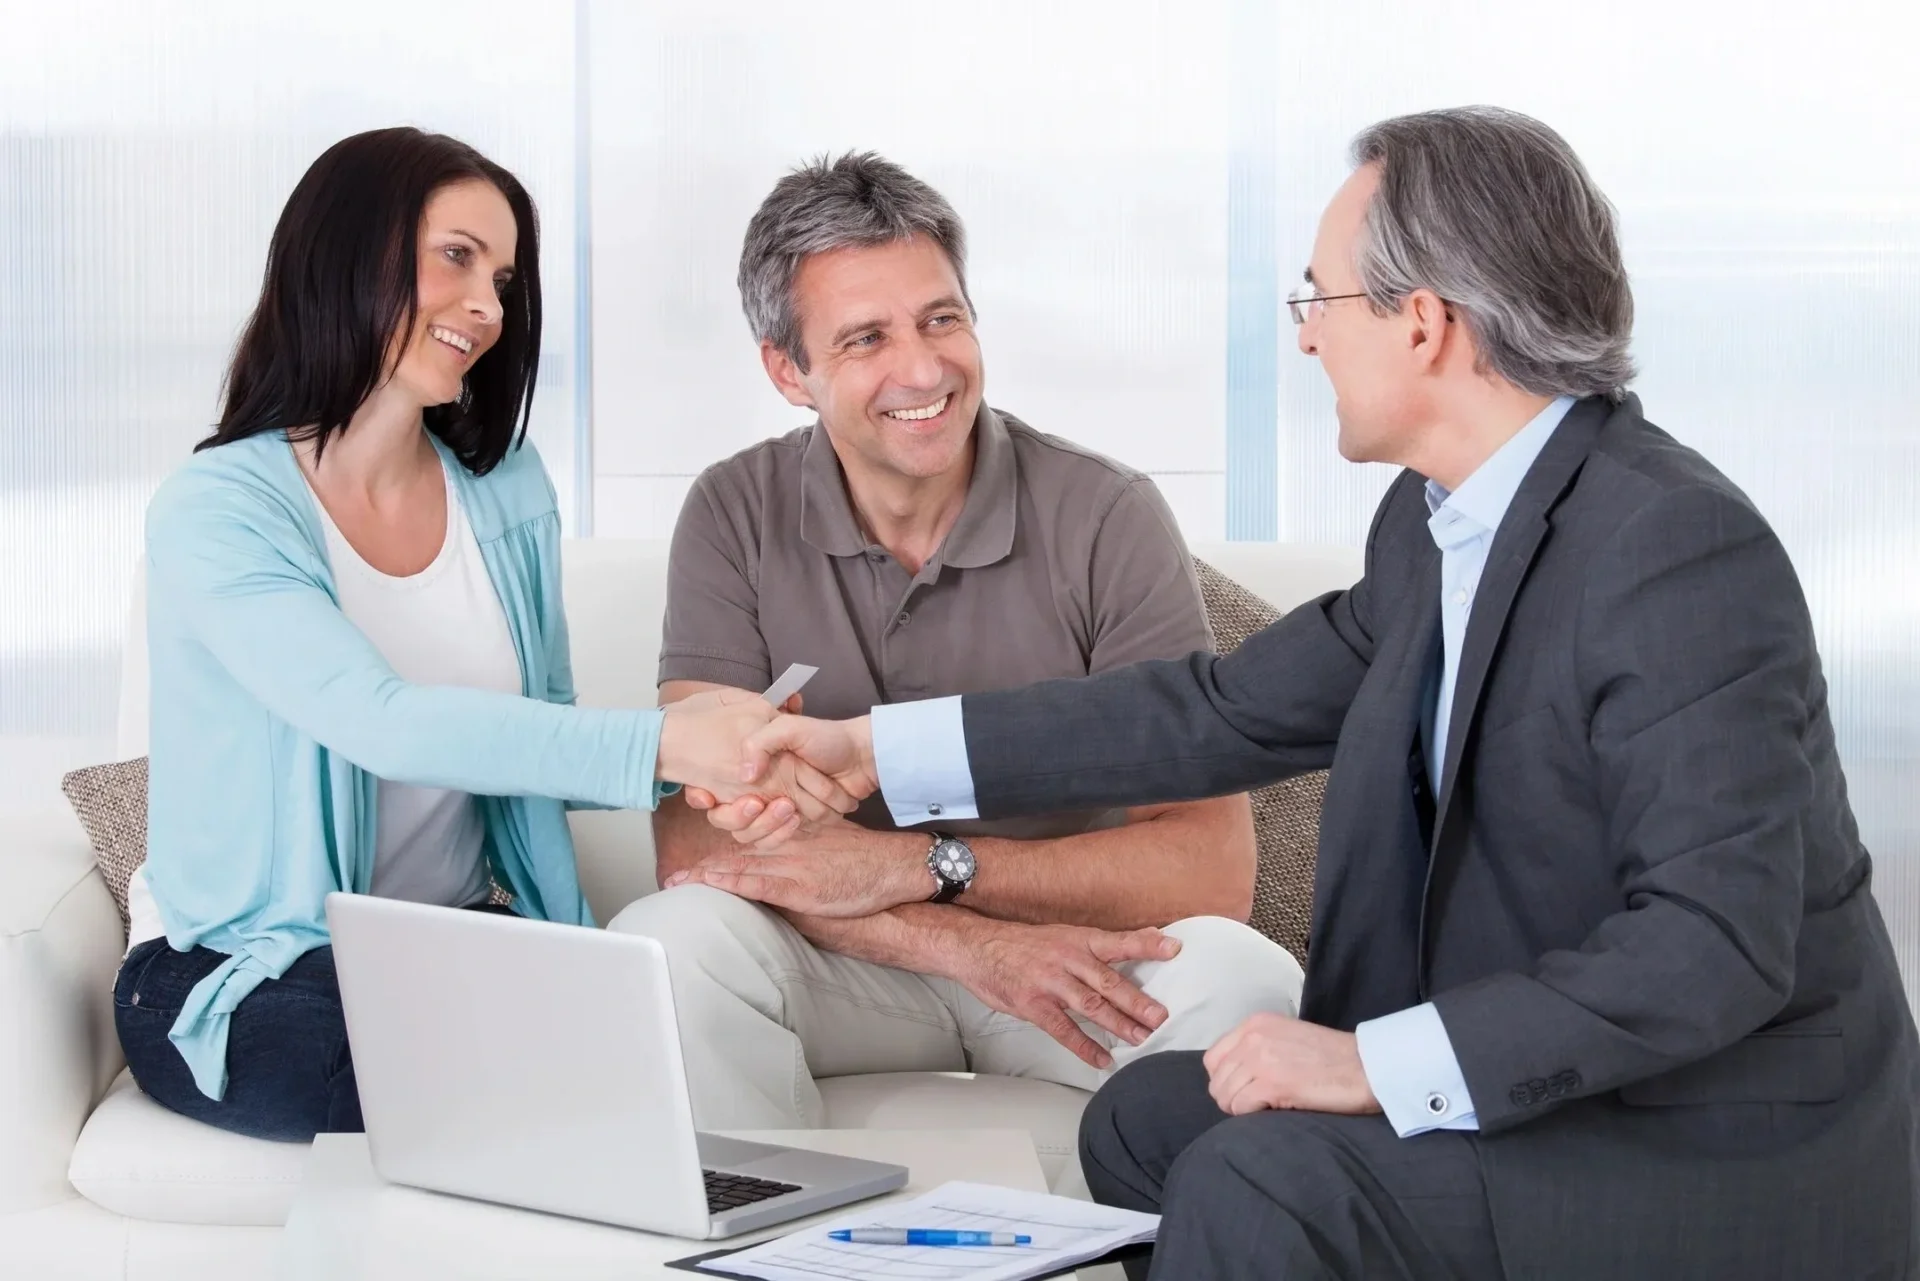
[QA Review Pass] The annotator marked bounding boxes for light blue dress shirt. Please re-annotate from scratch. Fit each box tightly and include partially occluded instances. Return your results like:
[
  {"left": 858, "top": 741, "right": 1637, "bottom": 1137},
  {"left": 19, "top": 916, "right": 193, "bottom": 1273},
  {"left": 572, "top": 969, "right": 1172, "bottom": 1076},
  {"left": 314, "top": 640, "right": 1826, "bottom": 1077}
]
[{"left": 868, "top": 395, "right": 1575, "bottom": 1137}]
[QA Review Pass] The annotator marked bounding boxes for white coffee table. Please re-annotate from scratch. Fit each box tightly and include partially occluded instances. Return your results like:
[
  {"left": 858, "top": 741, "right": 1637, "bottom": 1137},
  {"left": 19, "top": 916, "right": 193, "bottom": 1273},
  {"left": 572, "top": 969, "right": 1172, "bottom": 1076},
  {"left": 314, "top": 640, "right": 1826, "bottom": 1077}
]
[{"left": 277, "top": 1128, "right": 1075, "bottom": 1280}]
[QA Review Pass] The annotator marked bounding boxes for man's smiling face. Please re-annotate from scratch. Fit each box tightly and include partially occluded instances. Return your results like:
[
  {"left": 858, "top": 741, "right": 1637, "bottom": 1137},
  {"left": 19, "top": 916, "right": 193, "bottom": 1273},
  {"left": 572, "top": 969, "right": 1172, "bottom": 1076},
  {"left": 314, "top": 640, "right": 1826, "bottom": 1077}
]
[{"left": 768, "top": 233, "right": 984, "bottom": 485}]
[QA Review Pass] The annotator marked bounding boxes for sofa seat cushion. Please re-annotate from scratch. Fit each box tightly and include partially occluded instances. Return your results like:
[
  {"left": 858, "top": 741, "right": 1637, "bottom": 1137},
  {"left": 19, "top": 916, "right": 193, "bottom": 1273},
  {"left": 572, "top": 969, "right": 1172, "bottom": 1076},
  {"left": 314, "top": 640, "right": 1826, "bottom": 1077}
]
[
  {"left": 818, "top": 1071, "right": 1091, "bottom": 1191},
  {"left": 68, "top": 1072, "right": 308, "bottom": 1226}
]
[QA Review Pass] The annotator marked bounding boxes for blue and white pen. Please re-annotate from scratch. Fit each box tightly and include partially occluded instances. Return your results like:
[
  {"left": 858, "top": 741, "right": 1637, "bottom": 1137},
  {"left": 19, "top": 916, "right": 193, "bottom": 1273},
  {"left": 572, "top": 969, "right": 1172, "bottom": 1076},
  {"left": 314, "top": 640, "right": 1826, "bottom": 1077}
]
[{"left": 829, "top": 1229, "right": 1032, "bottom": 1247}]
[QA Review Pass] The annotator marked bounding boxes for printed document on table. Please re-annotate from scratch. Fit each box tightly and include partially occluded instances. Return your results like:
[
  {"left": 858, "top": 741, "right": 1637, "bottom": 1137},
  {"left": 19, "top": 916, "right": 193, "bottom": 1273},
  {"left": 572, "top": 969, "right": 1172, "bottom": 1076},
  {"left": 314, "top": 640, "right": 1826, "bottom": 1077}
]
[{"left": 698, "top": 1180, "right": 1159, "bottom": 1281}]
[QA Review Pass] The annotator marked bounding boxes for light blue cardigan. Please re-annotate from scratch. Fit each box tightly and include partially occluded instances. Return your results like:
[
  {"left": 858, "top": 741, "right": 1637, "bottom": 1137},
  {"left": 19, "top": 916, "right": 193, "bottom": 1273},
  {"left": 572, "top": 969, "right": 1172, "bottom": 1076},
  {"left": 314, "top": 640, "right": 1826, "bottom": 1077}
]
[{"left": 143, "top": 431, "right": 668, "bottom": 1099}]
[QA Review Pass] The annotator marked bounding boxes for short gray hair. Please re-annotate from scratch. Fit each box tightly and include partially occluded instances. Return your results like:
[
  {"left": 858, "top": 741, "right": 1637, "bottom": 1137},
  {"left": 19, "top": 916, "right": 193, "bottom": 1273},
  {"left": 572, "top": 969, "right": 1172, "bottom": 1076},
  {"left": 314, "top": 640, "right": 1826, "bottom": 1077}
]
[
  {"left": 738, "top": 152, "right": 971, "bottom": 373},
  {"left": 1349, "top": 107, "right": 1636, "bottom": 401}
]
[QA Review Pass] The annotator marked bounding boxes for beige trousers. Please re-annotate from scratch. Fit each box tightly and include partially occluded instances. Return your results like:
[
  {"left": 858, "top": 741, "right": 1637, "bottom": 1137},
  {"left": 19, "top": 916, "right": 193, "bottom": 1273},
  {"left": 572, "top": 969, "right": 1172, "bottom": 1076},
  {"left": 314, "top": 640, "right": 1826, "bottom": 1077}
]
[{"left": 605, "top": 884, "right": 1306, "bottom": 1131}]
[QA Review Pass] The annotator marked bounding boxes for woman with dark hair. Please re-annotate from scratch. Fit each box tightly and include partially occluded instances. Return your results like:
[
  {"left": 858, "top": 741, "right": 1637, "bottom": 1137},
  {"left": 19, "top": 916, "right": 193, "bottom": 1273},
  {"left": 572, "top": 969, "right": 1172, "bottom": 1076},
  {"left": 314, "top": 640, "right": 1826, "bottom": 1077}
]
[{"left": 116, "top": 127, "right": 848, "bottom": 1141}]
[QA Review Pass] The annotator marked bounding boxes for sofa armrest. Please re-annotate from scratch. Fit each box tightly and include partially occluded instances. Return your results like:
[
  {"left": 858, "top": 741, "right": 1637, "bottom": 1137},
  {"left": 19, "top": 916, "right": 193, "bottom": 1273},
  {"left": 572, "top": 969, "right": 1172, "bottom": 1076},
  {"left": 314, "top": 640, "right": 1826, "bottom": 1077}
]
[{"left": 0, "top": 810, "right": 125, "bottom": 1216}]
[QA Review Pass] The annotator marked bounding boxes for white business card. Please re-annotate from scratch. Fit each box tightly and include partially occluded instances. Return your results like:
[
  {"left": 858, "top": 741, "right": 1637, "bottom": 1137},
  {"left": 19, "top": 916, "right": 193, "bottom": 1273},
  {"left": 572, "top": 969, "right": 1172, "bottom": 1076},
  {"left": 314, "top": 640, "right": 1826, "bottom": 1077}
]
[{"left": 760, "top": 663, "right": 820, "bottom": 707}]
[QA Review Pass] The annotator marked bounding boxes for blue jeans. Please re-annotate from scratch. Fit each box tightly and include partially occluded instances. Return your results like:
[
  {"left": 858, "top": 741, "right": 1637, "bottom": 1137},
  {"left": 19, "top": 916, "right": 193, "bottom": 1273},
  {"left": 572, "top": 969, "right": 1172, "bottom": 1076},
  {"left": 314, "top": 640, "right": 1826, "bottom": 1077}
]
[{"left": 115, "top": 904, "right": 515, "bottom": 1142}]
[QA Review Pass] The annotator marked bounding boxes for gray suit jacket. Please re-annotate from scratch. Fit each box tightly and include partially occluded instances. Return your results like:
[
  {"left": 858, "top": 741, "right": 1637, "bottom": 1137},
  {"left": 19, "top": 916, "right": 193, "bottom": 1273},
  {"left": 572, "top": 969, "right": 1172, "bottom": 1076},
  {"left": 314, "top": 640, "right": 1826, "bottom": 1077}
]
[{"left": 961, "top": 395, "right": 1919, "bottom": 1277}]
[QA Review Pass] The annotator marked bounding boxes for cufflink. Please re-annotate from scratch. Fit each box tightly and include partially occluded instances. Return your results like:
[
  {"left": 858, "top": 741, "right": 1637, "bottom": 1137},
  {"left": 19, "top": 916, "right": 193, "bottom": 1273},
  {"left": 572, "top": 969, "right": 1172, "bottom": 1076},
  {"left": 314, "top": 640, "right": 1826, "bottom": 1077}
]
[{"left": 1425, "top": 1092, "right": 1449, "bottom": 1117}]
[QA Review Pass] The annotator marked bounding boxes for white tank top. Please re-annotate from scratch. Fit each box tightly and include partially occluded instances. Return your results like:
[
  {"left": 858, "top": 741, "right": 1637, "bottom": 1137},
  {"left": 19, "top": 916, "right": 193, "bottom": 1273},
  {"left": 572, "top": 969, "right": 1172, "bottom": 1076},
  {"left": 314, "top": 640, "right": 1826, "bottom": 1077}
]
[{"left": 125, "top": 455, "right": 522, "bottom": 950}]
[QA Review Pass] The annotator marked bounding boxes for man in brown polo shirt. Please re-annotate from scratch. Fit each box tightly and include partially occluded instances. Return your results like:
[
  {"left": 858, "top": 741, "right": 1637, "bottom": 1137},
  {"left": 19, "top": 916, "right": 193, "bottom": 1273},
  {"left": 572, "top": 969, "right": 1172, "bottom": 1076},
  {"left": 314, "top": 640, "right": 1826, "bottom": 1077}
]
[{"left": 607, "top": 153, "right": 1303, "bottom": 1133}]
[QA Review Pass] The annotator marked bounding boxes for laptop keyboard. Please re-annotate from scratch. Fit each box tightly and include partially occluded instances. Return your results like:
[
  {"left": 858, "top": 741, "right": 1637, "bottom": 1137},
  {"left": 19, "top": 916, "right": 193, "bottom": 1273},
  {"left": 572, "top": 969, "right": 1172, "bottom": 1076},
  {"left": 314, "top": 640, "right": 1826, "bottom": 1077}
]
[{"left": 703, "top": 1169, "right": 802, "bottom": 1215}]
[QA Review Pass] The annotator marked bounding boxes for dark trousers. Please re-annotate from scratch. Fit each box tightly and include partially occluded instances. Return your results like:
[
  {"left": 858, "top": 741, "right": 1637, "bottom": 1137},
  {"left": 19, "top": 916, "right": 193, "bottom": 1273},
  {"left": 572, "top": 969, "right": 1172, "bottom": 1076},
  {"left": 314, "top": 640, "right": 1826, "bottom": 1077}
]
[
  {"left": 1080, "top": 1052, "right": 1503, "bottom": 1281},
  {"left": 115, "top": 903, "right": 517, "bottom": 1142}
]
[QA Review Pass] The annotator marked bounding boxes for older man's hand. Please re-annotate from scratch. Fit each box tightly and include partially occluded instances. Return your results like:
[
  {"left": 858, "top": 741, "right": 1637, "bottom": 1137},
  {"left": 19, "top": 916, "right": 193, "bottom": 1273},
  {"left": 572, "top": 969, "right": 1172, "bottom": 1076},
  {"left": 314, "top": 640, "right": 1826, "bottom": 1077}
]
[
  {"left": 1202, "top": 1013, "right": 1383, "bottom": 1117},
  {"left": 655, "top": 691, "right": 860, "bottom": 825}
]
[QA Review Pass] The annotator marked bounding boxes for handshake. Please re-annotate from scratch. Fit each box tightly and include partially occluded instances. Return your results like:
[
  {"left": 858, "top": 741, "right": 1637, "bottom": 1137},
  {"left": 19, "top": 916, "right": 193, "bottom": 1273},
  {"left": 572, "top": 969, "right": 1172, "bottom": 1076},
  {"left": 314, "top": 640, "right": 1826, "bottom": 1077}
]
[{"left": 653, "top": 689, "right": 881, "bottom": 847}]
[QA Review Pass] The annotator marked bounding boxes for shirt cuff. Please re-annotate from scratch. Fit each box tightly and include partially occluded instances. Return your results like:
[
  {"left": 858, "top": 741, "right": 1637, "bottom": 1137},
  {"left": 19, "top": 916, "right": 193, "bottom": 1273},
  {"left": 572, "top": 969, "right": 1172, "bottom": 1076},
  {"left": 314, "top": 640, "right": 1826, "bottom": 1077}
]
[
  {"left": 1354, "top": 1002, "right": 1480, "bottom": 1137},
  {"left": 869, "top": 696, "right": 980, "bottom": 828}
]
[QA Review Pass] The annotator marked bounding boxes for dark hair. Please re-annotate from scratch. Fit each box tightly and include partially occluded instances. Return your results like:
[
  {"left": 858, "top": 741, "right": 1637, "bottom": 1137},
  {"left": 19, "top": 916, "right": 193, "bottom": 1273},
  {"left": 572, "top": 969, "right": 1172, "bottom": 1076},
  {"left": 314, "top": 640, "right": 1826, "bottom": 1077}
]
[{"left": 199, "top": 127, "right": 542, "bottom": 473}]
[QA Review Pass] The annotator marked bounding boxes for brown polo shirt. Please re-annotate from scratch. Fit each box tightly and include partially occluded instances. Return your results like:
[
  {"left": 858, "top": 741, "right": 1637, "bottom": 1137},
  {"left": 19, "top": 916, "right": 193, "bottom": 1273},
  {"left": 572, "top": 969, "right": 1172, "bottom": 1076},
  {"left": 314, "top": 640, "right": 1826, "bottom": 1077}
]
[{"left": 659, "top": 405, "right": 1213, "bottom": 839}]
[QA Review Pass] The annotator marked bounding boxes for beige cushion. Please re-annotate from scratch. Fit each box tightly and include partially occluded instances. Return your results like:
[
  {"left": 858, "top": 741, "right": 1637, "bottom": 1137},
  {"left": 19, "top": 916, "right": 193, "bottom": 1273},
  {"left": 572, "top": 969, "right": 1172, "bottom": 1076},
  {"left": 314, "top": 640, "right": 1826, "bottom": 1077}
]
[
  {"left": 818, "top": 1072, "right": 1090, "bottom": 1192},
  {"left": 67, "top": 1072, "right": 307, "bottom": 1226},
  {"left": 1192, "top": 559, "right": 1326, "bottom": 965},
  {"left": 59, "top": 757, "right": 148, "bottom": 937}
]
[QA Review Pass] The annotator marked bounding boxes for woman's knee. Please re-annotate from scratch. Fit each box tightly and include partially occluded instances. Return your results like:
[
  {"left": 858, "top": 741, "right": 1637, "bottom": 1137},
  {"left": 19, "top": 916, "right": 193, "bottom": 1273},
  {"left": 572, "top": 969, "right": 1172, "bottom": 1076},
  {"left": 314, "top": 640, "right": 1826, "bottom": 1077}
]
[{"left": 116, "top": 944, "right": 360, "bottom": 1142}]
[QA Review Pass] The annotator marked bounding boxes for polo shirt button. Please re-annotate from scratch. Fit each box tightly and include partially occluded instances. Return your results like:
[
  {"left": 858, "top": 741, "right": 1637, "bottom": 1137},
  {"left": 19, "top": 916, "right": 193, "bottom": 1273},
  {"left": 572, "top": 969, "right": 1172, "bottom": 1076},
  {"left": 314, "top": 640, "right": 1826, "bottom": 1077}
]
[
  {"left": 1425, "top": 1092, "right": 1449, "bottom": 1116},
  {"left": 896, "top": 611, "right": 912, "bottom": 627},
  {"left": 867, "top": 550, "right": 886, "bottom": 563},
  {"left": 928, "top": 803, "right": 944, "bottom": 817}
]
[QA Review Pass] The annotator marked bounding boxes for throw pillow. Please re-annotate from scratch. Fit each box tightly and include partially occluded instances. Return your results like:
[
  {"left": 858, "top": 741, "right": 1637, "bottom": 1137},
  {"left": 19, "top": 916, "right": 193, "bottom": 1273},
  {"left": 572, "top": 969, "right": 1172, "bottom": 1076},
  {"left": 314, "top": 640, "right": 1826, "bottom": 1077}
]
[
  {"left": 1192, "top": 558, "right": 1328, "bottom": 965},
  {"left": 60, "top": 755, "right": 149, "bottom": 937}
]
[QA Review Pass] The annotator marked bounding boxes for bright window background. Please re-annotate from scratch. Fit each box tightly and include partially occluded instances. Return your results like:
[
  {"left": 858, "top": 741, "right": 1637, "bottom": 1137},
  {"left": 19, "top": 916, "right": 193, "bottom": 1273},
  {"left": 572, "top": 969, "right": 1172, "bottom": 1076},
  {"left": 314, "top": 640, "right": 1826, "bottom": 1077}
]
[
  {"left": 0, "top": 0, "right": 581, "bottom": 812},
  {"left": 583, "top": 0, "right": 1231, "bottom": 542},
  {"left": 4, "top": 0, "right": 1916, "bottom": 1002}
]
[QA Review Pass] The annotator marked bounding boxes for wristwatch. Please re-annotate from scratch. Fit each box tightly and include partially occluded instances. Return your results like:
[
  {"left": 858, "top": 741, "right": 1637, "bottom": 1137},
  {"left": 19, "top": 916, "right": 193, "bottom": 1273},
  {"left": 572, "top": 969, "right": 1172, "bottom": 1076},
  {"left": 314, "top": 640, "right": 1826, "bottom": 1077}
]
[{"left": 924, "top": 832, "right": 977, "bottom": 904}]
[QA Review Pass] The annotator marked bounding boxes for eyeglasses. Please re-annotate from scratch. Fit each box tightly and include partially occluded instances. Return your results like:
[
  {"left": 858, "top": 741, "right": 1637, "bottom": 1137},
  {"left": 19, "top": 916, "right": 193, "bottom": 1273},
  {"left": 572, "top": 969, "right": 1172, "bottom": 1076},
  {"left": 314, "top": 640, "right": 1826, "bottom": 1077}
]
[{"left": 1286, "top": 285, "right": 1368, "bottom": 326}]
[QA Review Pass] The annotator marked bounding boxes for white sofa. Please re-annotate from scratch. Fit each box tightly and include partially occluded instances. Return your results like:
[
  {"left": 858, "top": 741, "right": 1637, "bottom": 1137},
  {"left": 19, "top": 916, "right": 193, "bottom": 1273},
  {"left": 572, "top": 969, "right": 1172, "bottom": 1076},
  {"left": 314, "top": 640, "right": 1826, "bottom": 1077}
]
[{"left": 0, "top": 537, "right": 1363, "bottom": 1281}]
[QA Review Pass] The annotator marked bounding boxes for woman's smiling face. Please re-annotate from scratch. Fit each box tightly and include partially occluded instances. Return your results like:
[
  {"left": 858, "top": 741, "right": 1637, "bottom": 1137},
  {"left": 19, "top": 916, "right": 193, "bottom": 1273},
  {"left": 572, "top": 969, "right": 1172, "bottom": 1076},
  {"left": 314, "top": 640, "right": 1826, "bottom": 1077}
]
[{"left": 387, "top": 179, "right": 519, "bottom": 407}]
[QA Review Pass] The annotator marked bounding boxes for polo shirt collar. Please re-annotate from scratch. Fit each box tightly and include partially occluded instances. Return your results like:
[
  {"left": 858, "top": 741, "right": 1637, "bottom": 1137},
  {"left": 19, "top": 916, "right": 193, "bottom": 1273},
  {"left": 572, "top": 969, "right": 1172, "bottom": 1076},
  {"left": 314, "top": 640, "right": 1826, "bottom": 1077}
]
[{"left": 798, "top": 403, "right": 1019, "bottom": 569}]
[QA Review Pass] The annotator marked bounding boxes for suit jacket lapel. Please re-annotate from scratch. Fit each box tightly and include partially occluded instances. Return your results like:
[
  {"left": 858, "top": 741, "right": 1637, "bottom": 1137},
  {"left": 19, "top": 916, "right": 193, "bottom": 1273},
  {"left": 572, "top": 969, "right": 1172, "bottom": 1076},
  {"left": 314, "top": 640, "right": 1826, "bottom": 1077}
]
[{"left": 1431, "top": 396, "right": 1613, "bottom": 835}]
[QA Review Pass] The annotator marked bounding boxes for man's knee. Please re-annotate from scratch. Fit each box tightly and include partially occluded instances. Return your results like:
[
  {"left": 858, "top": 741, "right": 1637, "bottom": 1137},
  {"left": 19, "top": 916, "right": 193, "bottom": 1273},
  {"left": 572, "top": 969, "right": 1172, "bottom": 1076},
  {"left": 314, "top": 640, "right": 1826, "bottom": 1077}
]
[
  {"left": 1138, "top": 917, "right": 1304, "bottom": 1051},
  {"left": 1080, "top": 1052, "right": 1216, "bottom": 1211},
  {"left": 606, "top": 883, "right": 785, "bottom": 965},
  {"left": 1162, "top": 916, "right": 1304, "bottom": 1006},
  {"left": 1170, "top": 1110, "right": 1338, "bottom": 1218}
]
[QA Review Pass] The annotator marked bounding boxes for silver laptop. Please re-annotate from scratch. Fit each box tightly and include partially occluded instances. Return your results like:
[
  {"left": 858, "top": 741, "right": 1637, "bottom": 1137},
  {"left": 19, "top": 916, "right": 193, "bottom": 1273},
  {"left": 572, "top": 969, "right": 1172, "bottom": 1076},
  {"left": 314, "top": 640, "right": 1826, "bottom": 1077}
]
[{"left": 326, "top": 892, "right": 907, "bottom": 1239}]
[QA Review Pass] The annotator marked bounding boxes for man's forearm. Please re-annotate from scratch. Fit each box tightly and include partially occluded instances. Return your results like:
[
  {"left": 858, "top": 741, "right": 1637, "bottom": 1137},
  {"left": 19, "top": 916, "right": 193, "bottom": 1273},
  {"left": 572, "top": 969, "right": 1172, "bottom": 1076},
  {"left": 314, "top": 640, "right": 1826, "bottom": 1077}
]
[
  {"left": 780, "top": 902, "right": 978, "bottom": 978},
  {"left": 960, "top": 794, "right": 1256, "bottom": 930},
  {"left": 652, "top": 789, "right": 744, "bottom": 886}
]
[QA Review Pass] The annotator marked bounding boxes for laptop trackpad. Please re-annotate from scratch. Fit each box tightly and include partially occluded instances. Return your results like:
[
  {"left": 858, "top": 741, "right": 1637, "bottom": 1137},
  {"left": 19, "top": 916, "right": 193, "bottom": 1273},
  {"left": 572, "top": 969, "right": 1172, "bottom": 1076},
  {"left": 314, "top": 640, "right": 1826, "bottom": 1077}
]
[{"left": 697, "top": 1133, "right": 795, "bottom": 1170}]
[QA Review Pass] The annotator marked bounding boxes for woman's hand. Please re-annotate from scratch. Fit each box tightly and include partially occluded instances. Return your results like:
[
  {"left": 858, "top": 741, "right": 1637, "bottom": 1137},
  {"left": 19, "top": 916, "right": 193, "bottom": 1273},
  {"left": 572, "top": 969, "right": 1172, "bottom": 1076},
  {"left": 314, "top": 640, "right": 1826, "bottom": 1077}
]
[{"left": 656, "top": 690, "right": 859, "bottom": 825}]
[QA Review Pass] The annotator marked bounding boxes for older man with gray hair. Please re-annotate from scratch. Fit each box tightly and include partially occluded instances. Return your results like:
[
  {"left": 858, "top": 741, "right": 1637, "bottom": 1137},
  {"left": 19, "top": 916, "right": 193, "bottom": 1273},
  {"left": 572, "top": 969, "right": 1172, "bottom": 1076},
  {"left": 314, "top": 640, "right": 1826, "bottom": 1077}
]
[
  {"left": 734, "top": 109, "right": 1920, "bottom": 1278},
  {"left": 606, "top": 152, "right": 1302, "bottom": 1139}
]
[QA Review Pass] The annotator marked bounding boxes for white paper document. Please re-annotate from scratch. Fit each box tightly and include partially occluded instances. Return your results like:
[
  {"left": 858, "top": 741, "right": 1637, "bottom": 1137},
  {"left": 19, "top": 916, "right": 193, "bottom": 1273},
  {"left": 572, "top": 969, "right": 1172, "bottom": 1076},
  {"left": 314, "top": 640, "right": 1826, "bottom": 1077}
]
[
  {"left": 699, "top": 1180, "right": 1159, "bottom": 1281},
  {"left": 760, "top": 663, "right": 819, "bottom": 708}
]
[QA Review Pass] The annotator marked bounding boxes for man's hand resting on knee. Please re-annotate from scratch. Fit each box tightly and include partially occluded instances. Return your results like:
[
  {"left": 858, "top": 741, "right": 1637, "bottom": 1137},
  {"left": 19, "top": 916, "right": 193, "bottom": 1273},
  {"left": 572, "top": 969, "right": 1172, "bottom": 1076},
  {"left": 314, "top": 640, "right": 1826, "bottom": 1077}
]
[
  {"left": 664, "top": 824, "right": 1184, "bottom": 1069},
  {"left": 1202, "top": 1012, "right": 1382, "bottom": 1116},
  {"left": 951, "top": 918, "right": 1182, "bottom": 1069}
]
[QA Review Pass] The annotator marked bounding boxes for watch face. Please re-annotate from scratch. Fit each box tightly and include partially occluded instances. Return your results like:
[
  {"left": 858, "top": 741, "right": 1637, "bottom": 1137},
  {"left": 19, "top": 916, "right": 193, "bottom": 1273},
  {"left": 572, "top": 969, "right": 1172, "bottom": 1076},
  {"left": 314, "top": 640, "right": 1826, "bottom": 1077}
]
[{"left": 932, "top": 839, "right": 976, "bottom": 884}]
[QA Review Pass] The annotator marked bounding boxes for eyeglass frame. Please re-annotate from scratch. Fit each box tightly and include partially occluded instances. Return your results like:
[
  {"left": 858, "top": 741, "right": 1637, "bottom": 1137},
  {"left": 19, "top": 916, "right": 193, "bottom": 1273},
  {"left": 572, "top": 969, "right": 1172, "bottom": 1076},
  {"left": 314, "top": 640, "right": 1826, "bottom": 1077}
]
[
  {"left": 1285, "top": 285, "right": 1369, "bottom": 326},
  {"left": 1286, "top": 284, "right": 1458, "bottom": 327}
]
